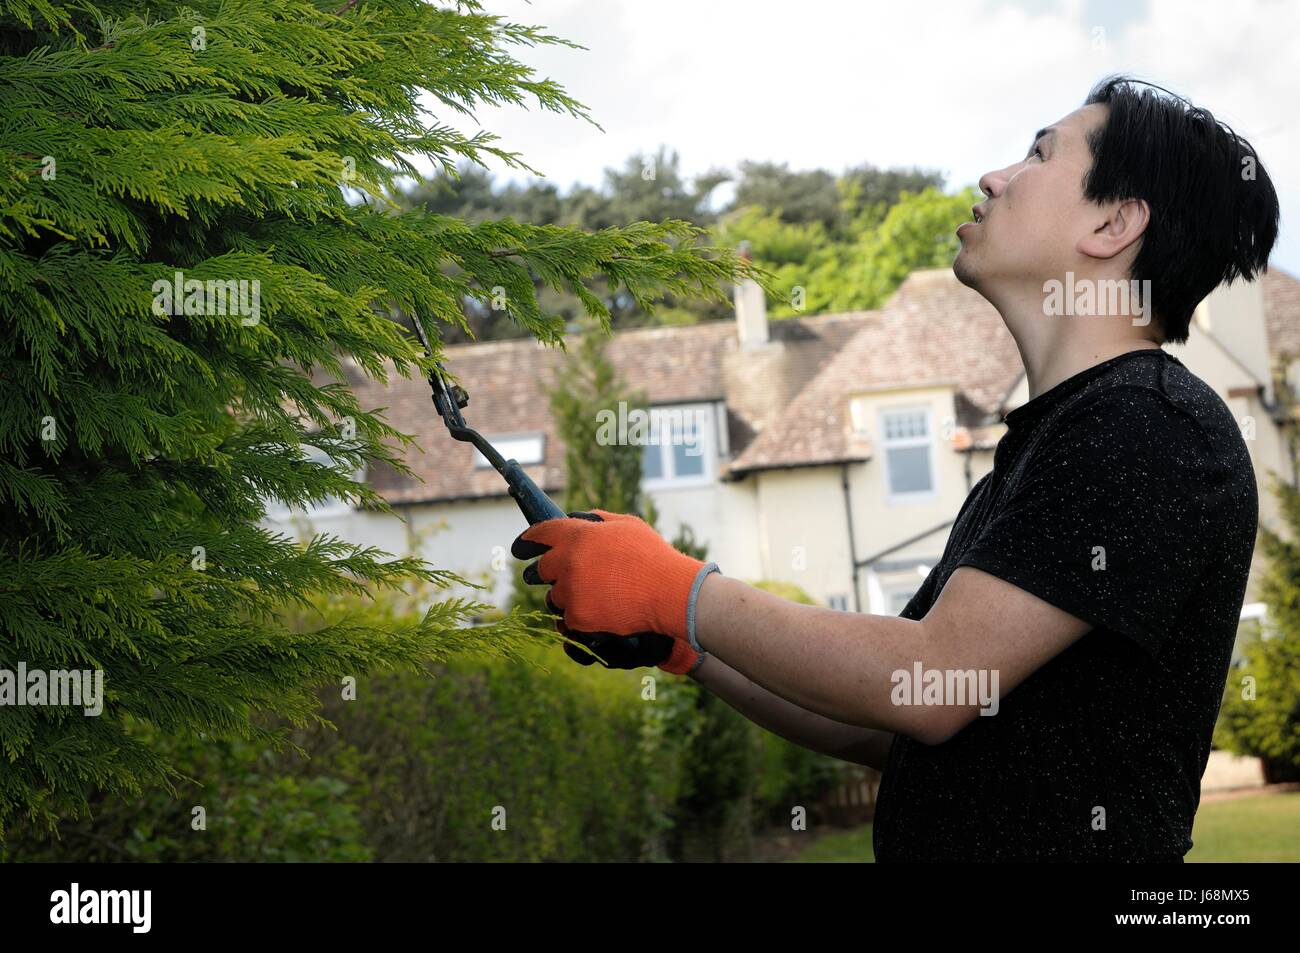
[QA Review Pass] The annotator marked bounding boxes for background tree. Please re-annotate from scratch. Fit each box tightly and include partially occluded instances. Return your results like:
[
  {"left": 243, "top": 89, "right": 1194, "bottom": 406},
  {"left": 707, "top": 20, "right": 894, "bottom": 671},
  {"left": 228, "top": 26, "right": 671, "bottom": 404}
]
[
  {"left": 406, "top": 147, "right": 732, "bottom": 341},
  {"left": 551, "top": 322, "right": 653, "bottom": 519},
  {"left": 715, "top": 184, "right": 979, "bottom": 317},
  {"left": 1214, "top": 474, "right": 1300, "bottom": 782},
  {"left": 0, "top": 0, "right": 758, "bottom": 838},
  {"left": 404, "top": 153, "right": 967, "bottom": 339}
]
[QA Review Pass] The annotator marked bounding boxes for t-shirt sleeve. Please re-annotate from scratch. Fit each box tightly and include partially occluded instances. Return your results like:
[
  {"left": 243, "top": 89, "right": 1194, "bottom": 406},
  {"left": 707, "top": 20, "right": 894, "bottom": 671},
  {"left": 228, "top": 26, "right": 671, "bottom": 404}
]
[{"left": 955, "top": 386, "right": 1230, "bottom": 659}]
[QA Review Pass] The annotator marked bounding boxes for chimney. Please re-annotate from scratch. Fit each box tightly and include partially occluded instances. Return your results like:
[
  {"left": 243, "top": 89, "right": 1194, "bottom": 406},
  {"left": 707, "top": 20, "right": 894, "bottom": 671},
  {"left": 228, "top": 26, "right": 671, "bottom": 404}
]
[
  {"left": 733, "top": 241, "right": 769, "bottom": 349},
  {"left": 1194, "top": 277, "right": 1273, "bottom": 403}
]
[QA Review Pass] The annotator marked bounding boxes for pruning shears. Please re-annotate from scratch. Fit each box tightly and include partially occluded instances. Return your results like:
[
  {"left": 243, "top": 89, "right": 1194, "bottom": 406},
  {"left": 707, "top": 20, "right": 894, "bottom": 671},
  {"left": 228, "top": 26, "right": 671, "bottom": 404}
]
[
  {"left": 407, "top": 314, "right": 671, "bottom": 668},
  {"left": 408, "top": 314, "right": 565, "bottom": 525}
]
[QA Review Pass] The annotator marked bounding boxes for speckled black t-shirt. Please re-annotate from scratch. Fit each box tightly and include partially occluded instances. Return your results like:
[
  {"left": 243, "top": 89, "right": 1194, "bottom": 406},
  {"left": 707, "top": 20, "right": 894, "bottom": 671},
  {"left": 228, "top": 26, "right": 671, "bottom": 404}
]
[{"left": 872, "top": 347, "right": 1257, "bottom": 862}]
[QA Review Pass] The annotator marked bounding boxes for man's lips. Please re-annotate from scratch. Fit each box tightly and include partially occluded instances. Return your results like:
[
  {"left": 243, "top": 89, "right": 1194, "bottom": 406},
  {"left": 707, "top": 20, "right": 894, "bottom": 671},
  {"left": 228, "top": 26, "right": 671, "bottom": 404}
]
[{"left": 959, "top": 202, "right": 989, "bottom": 237}]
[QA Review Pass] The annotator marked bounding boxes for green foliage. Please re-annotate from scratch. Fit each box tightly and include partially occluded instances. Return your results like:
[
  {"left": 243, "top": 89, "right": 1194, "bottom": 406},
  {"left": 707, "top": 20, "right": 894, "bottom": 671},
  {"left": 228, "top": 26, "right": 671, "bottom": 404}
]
[
  {"left": 405, "top": 148, "right": 739, "bottom": 340},
  {"left": 3, "top": 582, "right": 849, "bottom": 861},
  {"left": 717, "top": 185, "right": 980, "bottom": 317},
  {"left": 404, "top": 154, "right": 951, "bottom": 338},
  {"left": 855, "top": 186, "right": 981, "bottom": 307},
  {"left": 669, "top": 521, "right": 708, "bottom": 562},
  {"left": 293, "top": 647, "right": 653, "bottom": 862},
  {"left": 550, "top": 322, "right": 651, "bottom": 518},
  {"left": 731, "top": 159, "right": 944, "bottom": 234},
  {"left": 1214, "top": 475, "right": 1300, "bottom": 776},
  {"left": 0, "top": 0, "right": 761, "bottom": 839},
  {"left": 3, "top": 721, "right": 372, "bottom": 861}
]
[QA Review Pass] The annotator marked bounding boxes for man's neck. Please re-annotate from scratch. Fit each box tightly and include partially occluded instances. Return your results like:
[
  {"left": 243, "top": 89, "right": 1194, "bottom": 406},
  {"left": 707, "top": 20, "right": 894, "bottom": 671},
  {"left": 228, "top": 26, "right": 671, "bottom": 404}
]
[
  {"left": 987, "top": 280, "right": 1163, "bottom": 400},
  {"left": 1019, "top": 336, "right": 1162, "bottom": 400}
]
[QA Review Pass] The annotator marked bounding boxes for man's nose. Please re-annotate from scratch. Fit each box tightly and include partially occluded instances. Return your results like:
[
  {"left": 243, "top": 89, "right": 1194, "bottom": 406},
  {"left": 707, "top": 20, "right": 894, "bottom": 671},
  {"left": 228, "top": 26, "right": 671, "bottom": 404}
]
[
  {"left": 977, "top": 167, "right": 1006, "bottom": 200},
  {"left": 978, "top": 158, "right": 1026, "bottom": 199}
]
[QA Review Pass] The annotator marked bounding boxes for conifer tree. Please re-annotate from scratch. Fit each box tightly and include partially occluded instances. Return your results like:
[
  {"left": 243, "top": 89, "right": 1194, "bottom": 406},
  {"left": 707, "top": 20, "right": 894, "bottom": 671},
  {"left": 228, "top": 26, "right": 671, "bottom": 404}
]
[
  {"left": 551, "top": 321, "right": 653, "bottom": 520},
  {"left": 0, "top": 0, "right": 757, "bottom": 836}
]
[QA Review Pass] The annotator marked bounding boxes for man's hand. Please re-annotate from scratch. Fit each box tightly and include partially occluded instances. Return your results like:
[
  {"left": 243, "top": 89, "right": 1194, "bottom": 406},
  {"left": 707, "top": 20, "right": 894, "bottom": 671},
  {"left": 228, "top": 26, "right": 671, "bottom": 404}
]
[
  {"left": 545, "top": 590, "right": 679, "bottom": 670},
  {"left": 511, "top": 509, "right": 720, "bottom": 675}
]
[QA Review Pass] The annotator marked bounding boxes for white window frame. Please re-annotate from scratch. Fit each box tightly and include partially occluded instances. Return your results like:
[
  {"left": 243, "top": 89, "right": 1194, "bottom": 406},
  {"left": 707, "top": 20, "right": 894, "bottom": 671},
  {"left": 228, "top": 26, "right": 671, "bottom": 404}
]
[
  {"left": 879, "top": 405, "right": 937, "bottom": 504},
  {"left": 474, "top": 432, "right": 545, "bottom": 469},
  {"left": 827, "top": 593, "right": 849, "bottom": 612},
  {"left": 641, "top": 403, "right": 715, "bottom": 490}
]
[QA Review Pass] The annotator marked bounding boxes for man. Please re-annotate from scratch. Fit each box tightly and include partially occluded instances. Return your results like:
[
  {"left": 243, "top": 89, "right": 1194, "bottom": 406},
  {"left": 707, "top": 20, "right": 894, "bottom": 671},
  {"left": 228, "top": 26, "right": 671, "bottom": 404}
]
[{"left": 512, "top": 76, "right": 1280, "bottom": 861}]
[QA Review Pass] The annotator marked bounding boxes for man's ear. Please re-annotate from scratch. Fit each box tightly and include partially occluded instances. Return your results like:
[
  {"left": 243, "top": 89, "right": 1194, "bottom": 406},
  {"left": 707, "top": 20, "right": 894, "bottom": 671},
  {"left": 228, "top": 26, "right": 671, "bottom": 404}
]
[{"left": 1077, "top": 197, "right": 1149, "bottom": 261}]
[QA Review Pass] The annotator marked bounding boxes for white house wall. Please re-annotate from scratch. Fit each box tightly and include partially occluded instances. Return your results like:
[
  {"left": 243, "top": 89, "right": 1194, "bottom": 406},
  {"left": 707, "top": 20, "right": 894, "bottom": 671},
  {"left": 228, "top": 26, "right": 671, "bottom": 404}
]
[
  {"left": 749, "top": 465, "right": 857, "bottom": 602},
  {"left": 1168, "top": 329, "right": 1293, "bottom": 602},
  {"left": 644, "top": 479, "right": 764, "bottom": 586}
]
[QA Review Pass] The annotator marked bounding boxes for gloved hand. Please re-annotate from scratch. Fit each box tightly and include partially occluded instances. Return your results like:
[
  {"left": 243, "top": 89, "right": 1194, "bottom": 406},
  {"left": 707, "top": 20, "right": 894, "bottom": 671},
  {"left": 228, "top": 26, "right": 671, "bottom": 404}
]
[
  {"left": 544, "top": 590, "right": 680, "bottom": 671},
  {"left": 511, "top": 509, "right": 721, "bottom": 676}
]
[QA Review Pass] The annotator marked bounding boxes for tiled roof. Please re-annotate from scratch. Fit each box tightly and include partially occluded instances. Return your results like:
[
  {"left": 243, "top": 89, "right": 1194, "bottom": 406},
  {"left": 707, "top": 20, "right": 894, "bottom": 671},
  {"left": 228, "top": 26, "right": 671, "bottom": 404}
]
[
  {"left": 347, "top": 310, "right": 865, "bottom": 504},
  {"left": 1264, "top": 266, "right": 1300, "bottom": 359},
  {"left": 721, "top": 264, "right": 1300, "bottom": 477},
  {"left": 724, "top": 269, "right": 1023, "bottom": 476}
]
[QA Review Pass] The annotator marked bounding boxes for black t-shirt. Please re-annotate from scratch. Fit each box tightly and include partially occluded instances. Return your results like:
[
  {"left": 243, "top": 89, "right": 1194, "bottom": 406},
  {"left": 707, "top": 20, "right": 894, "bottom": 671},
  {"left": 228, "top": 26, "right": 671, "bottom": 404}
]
[{"left": 872, "top": 347, "right": 1257, "bottom": 862}]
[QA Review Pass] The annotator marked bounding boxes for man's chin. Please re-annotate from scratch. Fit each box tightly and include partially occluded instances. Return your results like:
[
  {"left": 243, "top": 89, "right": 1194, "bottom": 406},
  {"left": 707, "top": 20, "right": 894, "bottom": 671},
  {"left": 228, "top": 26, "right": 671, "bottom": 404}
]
[{"left": 952, "top": 249, "right": 980, "bottom": 290}]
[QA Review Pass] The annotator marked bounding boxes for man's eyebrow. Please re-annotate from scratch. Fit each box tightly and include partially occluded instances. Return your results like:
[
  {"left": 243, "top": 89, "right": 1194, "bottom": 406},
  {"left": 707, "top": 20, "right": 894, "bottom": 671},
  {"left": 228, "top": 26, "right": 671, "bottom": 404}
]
[{"left": 1027, "top": 126, "right": 1058, "bottom": 156}]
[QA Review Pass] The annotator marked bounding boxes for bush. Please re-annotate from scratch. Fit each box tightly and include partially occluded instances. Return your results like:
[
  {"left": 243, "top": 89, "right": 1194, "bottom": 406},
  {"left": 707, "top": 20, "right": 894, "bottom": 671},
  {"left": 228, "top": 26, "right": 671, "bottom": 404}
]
[
  {"left": 5, "top": 576, "right": 851, "bottom": 861},
  {"left": 3, "top": 719, "right": 371, "bottom": 862}
]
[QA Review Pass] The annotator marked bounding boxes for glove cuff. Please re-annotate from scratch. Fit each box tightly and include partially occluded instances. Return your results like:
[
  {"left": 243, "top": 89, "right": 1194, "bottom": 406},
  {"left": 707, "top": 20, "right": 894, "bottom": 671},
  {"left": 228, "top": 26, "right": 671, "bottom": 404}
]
[
  {"left": 686, "top": 562, "right": 720, "bottom": 653},
  {"left": 650, "top": 555, "right": 720, "bottom": 645}
]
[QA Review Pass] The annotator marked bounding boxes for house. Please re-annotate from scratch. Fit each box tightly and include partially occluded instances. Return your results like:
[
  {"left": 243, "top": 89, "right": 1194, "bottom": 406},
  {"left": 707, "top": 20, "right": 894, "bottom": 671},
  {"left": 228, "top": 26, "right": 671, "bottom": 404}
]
[{"left": 266, "top": 265, "right": 1300, "bottom": 620}]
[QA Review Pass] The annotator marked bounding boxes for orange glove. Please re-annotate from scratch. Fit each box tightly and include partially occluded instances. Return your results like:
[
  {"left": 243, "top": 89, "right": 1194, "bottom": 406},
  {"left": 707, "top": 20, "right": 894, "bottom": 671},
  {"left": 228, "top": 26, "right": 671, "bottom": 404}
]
[{"left": 511, "top": 509, "right": 721, "bottom": 675}]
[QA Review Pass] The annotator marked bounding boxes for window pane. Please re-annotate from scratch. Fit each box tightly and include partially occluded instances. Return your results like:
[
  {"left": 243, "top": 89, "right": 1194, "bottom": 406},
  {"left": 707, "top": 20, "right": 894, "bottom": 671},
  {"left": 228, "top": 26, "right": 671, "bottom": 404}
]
[
  {"left": 673, "top": 445, "right": 704, "bottom": 477},
  {"left": 643, "top": 444, "right": 663, "bottom": 480},
  {"left": 887, "top": 445, "right": 932, "bottom": 494},
  {"left": 883, "top": 410, "right": 928, "bottom": 440},
  {"left": 672, "top": 421, "right": 704, "bottom": 477}
]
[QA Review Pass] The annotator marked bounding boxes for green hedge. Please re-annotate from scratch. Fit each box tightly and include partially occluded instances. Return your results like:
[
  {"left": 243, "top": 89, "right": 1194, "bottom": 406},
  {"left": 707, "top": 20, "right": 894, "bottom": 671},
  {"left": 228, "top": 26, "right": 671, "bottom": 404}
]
[{"left": 3, "top": 639, "right": 848, "bottom": 861}]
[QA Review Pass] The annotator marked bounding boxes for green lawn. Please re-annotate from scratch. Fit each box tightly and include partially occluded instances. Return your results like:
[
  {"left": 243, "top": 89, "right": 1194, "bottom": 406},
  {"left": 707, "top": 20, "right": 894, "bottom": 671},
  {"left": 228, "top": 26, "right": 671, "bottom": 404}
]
[
  {"left": 789, "top": 823, "right": 875, "bottom": 862},
  {"left": 1187, "top": 791, "right": 1300, "bottom": 861},
  {"left": 788, "top": 791, "right": 1300, "bottom": 862}
]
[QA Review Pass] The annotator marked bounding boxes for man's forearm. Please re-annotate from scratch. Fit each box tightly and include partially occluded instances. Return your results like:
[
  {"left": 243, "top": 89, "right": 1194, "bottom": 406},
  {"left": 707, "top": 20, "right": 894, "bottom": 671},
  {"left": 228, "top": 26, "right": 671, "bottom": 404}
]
[
  {"left": 692, "top": 572, "right": 942, "bottom": 741},
  {"left": 689, "top": 652, "right": 896, "bottom": 770}
]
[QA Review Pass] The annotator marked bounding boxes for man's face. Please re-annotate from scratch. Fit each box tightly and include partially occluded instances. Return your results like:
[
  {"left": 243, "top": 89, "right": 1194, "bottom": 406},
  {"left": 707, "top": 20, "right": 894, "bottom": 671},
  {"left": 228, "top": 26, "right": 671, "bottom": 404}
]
[{"left": 953, "top": 103, "right": 1109, "bottom": 296}]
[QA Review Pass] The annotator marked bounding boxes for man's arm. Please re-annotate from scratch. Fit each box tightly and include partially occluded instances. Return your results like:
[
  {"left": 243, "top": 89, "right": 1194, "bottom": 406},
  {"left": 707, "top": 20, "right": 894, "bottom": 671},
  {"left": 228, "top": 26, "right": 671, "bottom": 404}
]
[
  {"left": 688, "top": 653, "right": 896, "bottom": 770},
  {"left": 693, "top": 566, "right": 1094, "bottom": 745}
]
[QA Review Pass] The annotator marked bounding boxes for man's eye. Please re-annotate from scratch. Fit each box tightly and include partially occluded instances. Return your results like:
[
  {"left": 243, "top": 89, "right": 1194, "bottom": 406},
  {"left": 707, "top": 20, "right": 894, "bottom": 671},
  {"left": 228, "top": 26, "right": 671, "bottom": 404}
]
[{"left": 1033, "top": 146, "right": 1045, "bottom": 160}]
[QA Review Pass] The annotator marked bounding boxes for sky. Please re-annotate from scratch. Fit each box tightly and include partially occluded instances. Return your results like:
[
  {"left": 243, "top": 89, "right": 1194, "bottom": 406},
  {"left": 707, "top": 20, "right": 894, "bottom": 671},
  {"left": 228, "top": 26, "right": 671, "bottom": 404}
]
[{"left": 429, "top": 0, "right": 1300, "bottom": 276}]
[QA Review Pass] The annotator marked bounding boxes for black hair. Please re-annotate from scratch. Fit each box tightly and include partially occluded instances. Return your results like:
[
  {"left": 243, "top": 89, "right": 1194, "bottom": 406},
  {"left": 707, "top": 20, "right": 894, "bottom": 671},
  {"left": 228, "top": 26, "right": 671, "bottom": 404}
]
[{"left": 1081, "top": 75, "right": 1279, "bottom": 343}]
